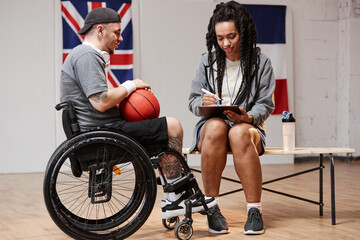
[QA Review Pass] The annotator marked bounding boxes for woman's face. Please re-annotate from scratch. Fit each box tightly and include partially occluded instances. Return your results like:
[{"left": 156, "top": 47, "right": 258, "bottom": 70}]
[{"left": 215, "top": 21, "right": 240, "bottom": 61}]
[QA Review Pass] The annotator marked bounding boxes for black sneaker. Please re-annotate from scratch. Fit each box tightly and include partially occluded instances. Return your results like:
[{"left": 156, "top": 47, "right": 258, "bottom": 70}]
[
  {"left": 244, "top": 208, "right": 264, "bottom": 235},
  {"left": 207, "top": 204, "right": 229, "bottom": 234},
  {"left": 162, "top": 195, "right": 217, "bottom": 219}
]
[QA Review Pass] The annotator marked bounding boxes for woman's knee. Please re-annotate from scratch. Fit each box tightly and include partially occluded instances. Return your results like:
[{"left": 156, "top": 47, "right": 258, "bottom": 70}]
[
  {"left": 198, "top": 120, "right": 228, "bottom": 152},
  {"left": 229, "top": 125, "right": 257, "bottom": 149},
  {"left": 202, "top": 119, "right": 228, "bottom": 142}
]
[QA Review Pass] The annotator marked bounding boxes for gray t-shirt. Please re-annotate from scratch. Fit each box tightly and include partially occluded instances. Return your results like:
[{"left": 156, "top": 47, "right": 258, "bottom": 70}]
[{"left": 60, "top": 44, "right": 122, "bottom": 130}]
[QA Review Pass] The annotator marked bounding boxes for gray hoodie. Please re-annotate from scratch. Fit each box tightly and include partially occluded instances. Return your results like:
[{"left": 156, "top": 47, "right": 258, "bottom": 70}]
[{"left": 188, "top": 51, "right": 275, "bottom": 151}]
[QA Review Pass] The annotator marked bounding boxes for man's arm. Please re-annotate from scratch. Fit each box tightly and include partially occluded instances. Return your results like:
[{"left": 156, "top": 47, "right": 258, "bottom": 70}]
[
  {"left": 89, "top": 79, "right": 150, "bottom": 112},
  {"left": 89, "top": 87, "right": 127, "bottom": 112}
]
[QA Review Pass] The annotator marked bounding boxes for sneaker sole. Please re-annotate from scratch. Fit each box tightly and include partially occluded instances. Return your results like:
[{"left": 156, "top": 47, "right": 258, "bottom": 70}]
[
  {"left": 244, "top": 229, "right": 265, "bottom": 235},
  {"left": 162, "top": 198, "right": 218, "bottom": 219},
  {"left": 208, "top": 228, "right": 229, "bottom": 234}
]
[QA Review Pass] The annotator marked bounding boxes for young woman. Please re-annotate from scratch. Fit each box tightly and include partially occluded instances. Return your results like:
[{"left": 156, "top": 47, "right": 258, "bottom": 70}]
[{"left": 188, "top": 1, "right": 275, "bottom": 235}]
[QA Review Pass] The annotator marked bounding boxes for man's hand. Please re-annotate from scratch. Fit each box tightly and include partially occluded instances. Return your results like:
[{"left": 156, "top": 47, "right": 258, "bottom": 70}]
[{"left": 132, "top": 79, "right": 151, "bottom": 90}]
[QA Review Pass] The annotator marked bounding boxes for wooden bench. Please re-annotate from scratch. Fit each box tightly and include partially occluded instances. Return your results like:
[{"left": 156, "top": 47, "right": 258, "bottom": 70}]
[{"left": 182, "top": 147, "right": 355, "bottom": 225}]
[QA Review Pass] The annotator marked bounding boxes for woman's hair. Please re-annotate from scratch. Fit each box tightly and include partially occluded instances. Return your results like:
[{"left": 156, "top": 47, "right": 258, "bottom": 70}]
[{"left": 206, "top": 1, "right": 260, "bottom": 105}]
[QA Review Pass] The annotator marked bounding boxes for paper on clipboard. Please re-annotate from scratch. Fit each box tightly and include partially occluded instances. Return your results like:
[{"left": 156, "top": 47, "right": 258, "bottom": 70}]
[{"left": 199, "top": 105, "right": 241, "bottom": 118}]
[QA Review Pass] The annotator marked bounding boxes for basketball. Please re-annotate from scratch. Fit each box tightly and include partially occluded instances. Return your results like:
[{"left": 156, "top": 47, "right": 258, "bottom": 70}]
[{"left": 120, "top": 89, "right": 160, "bottom": 122}]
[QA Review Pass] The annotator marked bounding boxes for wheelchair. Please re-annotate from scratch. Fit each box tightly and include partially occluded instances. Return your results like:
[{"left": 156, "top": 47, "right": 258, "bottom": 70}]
[{"left": 43, "top": 102, "right": 212, "bottom": 240}]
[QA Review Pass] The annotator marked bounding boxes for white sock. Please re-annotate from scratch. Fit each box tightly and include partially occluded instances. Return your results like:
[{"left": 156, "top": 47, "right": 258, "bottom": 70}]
[
  {"left": 164, "top": 176, "right": 182, "bottom": 202},
  {"left": 205, "top": 196, "right": 219, "bottom": 205},
  {"left": 247, "top": 202, "right": 262, "bottom": 213},
  {"left": 168, "top": 192, "right": 182, "bottom": 202}
]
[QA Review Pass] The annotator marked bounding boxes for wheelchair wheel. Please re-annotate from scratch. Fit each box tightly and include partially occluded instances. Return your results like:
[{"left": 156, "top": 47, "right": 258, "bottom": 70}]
[
  {"left": 43, "top": 130, "right": 157, "bottom": 240},
  {"left": 174, "top": 221, "right": 193, "bottom": 240},
  {"left": 162, "top": 216, "right": 180, "bottom": 230}
]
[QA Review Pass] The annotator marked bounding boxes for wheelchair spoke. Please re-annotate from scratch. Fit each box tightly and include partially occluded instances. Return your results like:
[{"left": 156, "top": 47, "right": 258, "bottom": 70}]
[{"left": 44, "top": 131, "right": 157, "bottom": 239}]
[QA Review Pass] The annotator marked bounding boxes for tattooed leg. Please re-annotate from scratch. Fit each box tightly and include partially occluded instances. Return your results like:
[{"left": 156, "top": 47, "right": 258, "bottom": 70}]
[
  {"left": 159, "top": 134, "right": 183, "bottom": 180},
  {"left": 168, "top": 135, "right": 182, "bottom": 153}
]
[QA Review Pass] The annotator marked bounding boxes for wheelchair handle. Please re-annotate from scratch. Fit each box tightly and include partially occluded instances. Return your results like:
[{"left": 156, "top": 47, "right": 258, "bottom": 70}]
[
  {"left": 55, "top": 101, "right": 80, "bottom": 135},
  {"left": 55, "top": 102, "right": 68, "bottom": 111}
]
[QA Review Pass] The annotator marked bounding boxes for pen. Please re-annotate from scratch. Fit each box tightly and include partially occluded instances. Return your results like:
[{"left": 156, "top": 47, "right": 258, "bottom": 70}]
[{"left": 201, "top": 88, "right": 221, "bottom": 101}]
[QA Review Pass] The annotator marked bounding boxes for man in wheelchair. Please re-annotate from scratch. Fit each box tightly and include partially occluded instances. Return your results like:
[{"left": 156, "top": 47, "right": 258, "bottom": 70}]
[{"left": 59, "top": 7, "right": 216, "bottom": 225}]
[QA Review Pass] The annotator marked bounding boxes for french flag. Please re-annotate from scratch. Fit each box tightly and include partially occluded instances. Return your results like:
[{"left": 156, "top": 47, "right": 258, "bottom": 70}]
[{"left": 244, "top": 5, "right": 288, "bottom": 115}]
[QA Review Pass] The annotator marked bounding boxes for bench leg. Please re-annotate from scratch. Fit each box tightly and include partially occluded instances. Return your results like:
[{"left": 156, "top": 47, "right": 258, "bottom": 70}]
[
  {"left": 330, "top": 153, "right": 336, "bottom": 225},
  {"left": 319, "top": 154, "right": 324, "bottom": 217}
]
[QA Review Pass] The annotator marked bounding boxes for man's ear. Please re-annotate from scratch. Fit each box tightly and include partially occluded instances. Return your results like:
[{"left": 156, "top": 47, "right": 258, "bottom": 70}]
[{"left": 96, "top": 24, "right": 105, "bottom": 39}]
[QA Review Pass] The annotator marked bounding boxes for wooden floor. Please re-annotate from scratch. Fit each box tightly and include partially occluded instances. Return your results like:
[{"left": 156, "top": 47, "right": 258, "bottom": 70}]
[{"left": 1, "top": 160, "right": 359, "bottom": 240}]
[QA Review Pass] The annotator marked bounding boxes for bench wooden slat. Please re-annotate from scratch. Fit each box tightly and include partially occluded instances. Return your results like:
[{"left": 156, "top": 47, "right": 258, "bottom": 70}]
[{"left": 182, "top": 147, "right": 355, "bottom": 155}]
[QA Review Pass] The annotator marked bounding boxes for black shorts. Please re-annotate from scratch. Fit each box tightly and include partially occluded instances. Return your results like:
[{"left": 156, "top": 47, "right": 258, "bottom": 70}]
[{"left": 102, "top": 117, "right": 168, "bottom": 153}]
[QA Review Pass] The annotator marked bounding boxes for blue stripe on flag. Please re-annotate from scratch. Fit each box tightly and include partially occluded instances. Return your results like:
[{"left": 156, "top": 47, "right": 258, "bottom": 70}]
[
  {"left": 62, "top": 18, "right": 82, "bottom": 49},
  {"left": 244, "top": 5, "right": 286, "bottom": 44},
  {"left": 111, "top": 69, "right": 133, "bottom": 84},
  {"left": 118, "top": 19, "right": 133, "bottom": 50}
]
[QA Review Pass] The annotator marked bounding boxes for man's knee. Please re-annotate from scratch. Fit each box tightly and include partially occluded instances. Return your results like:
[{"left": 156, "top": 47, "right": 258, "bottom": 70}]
[{"left": 166, "top": 116, "right": 183, "bottom": 136}]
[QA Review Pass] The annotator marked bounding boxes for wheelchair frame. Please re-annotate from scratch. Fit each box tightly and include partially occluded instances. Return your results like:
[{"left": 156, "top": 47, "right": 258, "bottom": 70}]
[{"left": 43, "top": 102, "right": 210, "bottom": 240}]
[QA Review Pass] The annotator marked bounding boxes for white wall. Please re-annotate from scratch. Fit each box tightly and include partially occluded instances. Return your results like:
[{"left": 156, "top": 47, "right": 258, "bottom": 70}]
[
  {"left": 0, "top": 1, "right": 57, "bottom": 173},
  {"left": 0, "top": 0, "right": 358, "bottom": 173}
]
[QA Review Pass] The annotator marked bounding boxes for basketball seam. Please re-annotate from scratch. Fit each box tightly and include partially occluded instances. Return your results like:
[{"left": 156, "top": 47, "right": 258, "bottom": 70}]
[
  {"left": 125, "top": 98, "right": 146, "bottom": 120},
  {"left": 134, "top": 91, "right": 158, "bottom": 116}
]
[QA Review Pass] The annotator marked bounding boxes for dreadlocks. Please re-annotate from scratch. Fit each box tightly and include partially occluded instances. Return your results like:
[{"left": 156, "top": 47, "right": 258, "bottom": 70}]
[{"left": 206, "top": 1, "right": 260, "bottom": 106}]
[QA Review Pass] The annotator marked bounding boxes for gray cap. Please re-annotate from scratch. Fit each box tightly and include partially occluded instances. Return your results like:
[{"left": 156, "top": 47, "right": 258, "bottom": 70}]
[{"left": 78, "top": 8, "right": 121, "bottom": 35}]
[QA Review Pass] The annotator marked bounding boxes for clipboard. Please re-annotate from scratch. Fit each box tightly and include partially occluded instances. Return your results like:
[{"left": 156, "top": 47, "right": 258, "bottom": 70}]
[{"left": 199, "top": 105, "right": 241, "bottom": 118}]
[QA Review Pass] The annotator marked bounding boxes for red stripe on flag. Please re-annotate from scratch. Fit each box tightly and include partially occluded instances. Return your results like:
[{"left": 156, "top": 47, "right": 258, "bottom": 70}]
[
  {"left": 61, "top": 4, "right": 81, "bottom": 32},
  {"left": 107, "top": 72, "right": 119, "bottom": 88},
  {"left": 273, "top": 79, "right": 289, "bottom": 115},
  {"left": 91, "top": 2, "right": 103, "bottom": 9},
  {"left": 120, "top": 4, "right": 131, "bottom": 18},
  {"left": 63, "top": 53, "right": 69, "bottom": 63},
  {"left": 110, "top": 54, "right": 133, "bottom": 65}
]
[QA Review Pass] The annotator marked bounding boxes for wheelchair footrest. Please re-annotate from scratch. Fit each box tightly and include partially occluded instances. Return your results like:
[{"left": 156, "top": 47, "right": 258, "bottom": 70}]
[{"left": 163, "top": 172, "right": 196, "bottom": 193}]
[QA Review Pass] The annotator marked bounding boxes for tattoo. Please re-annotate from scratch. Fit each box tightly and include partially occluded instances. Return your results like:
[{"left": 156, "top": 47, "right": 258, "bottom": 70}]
[
  {"left": 89, "top": 92, "right": 108, "bottom": 103},
  {"left": 168, "top": 135, "right": 182, "bottom": 153},
  {"left": 160, "top": 153, "right": 182, "bottom": 179},
  {"left": 158, "top": 135, "right": 183, "bottom": 179}
]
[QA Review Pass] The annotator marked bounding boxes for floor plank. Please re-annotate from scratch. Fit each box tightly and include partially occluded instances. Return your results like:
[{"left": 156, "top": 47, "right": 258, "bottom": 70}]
[{"left": 0, "top": 160, "right": 359, "bottom": 239}]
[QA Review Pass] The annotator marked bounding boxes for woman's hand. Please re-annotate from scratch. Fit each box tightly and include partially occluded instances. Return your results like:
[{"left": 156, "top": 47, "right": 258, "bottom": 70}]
[
  {"left": 223, "top": 107, "right": 253, "bottom": 124},
  {"left": 202, "top": 93, "right": 219, "bottom": 106}
]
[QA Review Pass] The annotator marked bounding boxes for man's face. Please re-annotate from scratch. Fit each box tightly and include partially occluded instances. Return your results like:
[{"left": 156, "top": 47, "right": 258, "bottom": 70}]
[{"left": 102, "top": 22, "right": 123, "bottom": 54}]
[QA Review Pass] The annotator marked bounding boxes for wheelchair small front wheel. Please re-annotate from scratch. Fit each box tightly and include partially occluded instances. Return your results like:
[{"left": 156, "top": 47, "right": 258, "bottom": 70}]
[
  {"left": 43, "top": 130, "right": 157, "bottom": 240},
  {"left": 174, "top": 221, "right": 193, "bottom": 240},
  {"left": 162, "top": 216, "right": 180, "bottom": 230}
]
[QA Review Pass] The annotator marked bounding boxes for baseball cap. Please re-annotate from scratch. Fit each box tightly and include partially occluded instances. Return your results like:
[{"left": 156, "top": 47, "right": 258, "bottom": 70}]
[{"left": 78, "top": 8, "right": 121, "bottom": 35}]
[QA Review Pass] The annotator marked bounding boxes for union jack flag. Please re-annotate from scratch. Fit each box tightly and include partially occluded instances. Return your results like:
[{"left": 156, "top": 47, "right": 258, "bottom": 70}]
[{"left": 61, "top": 0, "right": 133, "bottom": 88}]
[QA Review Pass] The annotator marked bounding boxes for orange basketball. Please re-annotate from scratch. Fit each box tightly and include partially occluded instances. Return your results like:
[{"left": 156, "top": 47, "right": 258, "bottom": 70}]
[{"left": 120, "top": 89, "right": 160, "bottom": 122}]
